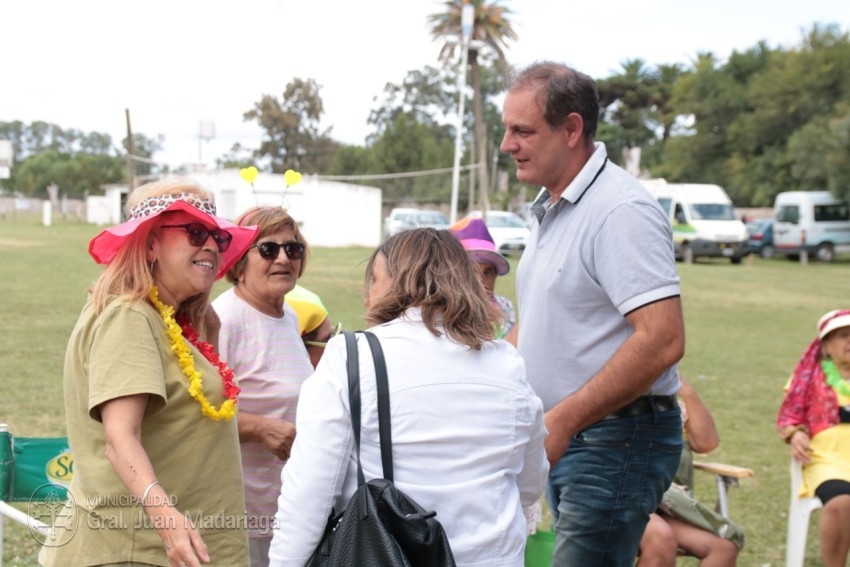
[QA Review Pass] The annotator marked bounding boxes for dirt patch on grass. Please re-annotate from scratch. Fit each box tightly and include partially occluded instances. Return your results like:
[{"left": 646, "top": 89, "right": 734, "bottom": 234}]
[{"left": 0, "top": 238, "right": 38, "bottom": 247}]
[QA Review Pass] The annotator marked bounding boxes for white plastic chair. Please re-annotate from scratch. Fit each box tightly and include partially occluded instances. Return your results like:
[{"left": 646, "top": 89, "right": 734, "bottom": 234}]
[{"left": 786, "top": 458, "right": 823, "bottom": 567}]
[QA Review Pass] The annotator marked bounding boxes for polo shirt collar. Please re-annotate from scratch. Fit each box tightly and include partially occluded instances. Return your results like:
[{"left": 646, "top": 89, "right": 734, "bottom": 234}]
[
  {"left": 530, "top": 142, "right": 609, "bottom": 223},
  {"left": 561, "top": 142, "right": 608, "bottom": 205}
]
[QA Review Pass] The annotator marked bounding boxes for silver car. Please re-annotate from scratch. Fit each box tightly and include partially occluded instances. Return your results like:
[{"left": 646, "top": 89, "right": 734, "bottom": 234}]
[{"left": 384, "top": 208, "right": 450, "bottom": 238}]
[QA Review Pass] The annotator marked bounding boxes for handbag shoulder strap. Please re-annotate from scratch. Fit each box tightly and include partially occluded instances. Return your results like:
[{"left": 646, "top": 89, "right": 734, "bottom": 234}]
[
  {"left": 362, "top": 331, "right": 393, "bottom": 482},
  {"left": 345, "top": 330, "right": 394, "bottom": 483},
  {"left": 343, "top": 331, "right": 366, "bottom": 487}
]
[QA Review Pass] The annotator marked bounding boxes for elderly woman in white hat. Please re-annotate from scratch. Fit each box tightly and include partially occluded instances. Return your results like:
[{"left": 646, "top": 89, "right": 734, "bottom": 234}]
[
  {"left": 777, "top": 309, "right": 850, "bottom": 567},
  {"left": 40, "top": 178, "right": 257, "bottom": 567}
]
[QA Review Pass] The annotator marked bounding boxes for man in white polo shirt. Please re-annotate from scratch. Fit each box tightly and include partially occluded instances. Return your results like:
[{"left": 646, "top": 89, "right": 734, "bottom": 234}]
[{"left": 501, "top": 61, "right": 686, "bottom": 566}]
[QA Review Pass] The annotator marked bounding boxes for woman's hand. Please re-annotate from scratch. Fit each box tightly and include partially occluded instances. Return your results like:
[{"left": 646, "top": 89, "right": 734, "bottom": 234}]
[
  {"left": 145, "top": 501, "right": 210, "bottom": 567},
  {"left": 101, "top": 395, "right": 211, "bottom": 565},
  {"left": 148, "top": 499, "right": 210, "bottom": 567},
  {"left": 789, "top": 429, "right": 812, "bottom": 463},
  {"left": 258, "top": 418, "right": 297, "bottom": 461},
  {"left": 238, "top": 413, "right": 296, "bottom": 461}
]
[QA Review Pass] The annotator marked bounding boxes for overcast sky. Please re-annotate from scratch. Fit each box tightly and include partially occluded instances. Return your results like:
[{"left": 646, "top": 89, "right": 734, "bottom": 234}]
[{"left": 2, "top": 0, "right": 846, "bottom": 169}]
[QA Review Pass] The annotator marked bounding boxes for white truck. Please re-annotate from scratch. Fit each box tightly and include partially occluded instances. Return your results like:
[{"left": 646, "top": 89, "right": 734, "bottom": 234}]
[
  {"left": 640, "top": 179, "right": 749, "bottom": 264},
  {"left": 772, "top": 191, "right": 850, "bottom": 262}
]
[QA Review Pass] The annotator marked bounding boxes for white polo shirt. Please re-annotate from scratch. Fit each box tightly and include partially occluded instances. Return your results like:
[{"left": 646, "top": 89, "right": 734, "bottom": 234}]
[{"left": 516, "top": 143, "right": 681, "bottom": 411}]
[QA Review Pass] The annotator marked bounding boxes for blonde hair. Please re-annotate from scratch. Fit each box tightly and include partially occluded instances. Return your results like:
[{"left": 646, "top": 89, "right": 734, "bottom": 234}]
[
  {"left": 90, "top": 178, "right": 214, "bottom": 328},
  {"left": 226, "top": 206, "right": 309, "bottom": 284},
  {"left": 364, "top": 228, "right": 496, "bottom": 349}
]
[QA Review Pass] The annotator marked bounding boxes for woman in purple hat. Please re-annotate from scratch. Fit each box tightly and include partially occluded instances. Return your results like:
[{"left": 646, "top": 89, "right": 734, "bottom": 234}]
[
  {"left": 40, "top": 178, "right": 258, "bottom": 567},
  {"left": 449, "top": 217, "right": 515, "bottom": 339}
]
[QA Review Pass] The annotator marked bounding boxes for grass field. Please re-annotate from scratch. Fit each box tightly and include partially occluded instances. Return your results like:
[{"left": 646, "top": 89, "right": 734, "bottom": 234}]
[{"left": 1, "top": 216, "right": 849, "bottom": 566}]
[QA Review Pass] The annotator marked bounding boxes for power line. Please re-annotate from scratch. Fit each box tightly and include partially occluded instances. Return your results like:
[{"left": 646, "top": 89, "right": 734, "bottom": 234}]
[{"left": 316, "top": 162, "right": 483, "bottom": 182}]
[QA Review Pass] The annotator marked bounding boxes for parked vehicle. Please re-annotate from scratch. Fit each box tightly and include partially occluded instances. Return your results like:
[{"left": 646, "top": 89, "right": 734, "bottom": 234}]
[
  {"left": 383, "top": 208, "right": 450, "bottom": 239},
  {"left": 772, "top": 191, "right": 850, "bottom": 262},
  {"left": 640, "top": 179, "right": 749, "bottom": 264},
  {"left": 468, "top": 210, "right": 530, "bottom": 255},
  {"left": 518, "top": 201, "right": 536, "bottom": 228},
  {"left": 746, "top": 219, "right": 775, "bottom": 258}
]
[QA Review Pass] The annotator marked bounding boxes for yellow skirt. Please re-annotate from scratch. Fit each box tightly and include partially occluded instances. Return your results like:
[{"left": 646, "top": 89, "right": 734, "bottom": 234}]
[{"left": 802, "top": 423, "right": 850, "bottom": 497}]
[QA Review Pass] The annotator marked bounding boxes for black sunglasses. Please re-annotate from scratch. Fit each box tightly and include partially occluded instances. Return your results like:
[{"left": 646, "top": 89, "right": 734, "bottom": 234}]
[
  {"left": 160, "top": 223, "right": 233, "bottom": 253},
  {"left": 252, "top": 241, "right": 305, "bottom": 261}
]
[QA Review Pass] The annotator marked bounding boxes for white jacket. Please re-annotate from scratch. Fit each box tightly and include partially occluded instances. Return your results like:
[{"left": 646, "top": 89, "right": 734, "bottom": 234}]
[{"left": 269, "top": 309, "right": 549, "bottom": 566}]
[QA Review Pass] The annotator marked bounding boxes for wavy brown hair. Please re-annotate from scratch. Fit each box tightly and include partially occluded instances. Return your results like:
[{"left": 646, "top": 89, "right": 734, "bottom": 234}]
[
  {"left": 226, "top": 206, "right": 309, "bottom": 284},
  {"left": 364, "top": 228, "right": 496, "bottom": 349}
]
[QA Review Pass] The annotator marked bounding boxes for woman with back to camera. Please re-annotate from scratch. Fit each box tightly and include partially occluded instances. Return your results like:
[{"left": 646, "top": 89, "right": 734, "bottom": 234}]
[
  {"left": 268, "top": 228, "right": 549, "bottom": 567},
  {"left": 212, "top": 206, "right": 315, "bottom": 567},
  {"left": 40, "top": 178, "right": 257, "bottom": 567},
  {"left": 777, "top": 309, "right": 850, "bottom": 567}
]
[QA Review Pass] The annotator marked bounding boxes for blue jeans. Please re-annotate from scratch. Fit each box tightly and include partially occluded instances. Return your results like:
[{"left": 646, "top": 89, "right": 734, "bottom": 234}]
[{"left": 548, "top": 408, "right": 682, "bottom": 566}]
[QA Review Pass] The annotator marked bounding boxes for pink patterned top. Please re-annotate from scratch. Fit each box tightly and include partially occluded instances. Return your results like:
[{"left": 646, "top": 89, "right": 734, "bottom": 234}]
[{"left": 776, "top": 338, "right": 840, "bottom": 438}]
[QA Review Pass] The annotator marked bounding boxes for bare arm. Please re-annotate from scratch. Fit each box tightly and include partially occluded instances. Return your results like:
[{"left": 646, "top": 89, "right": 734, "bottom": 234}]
[
  {"left": 237, "top": 412, "right": 296, "bottom": 461},
  {"left": 505, "top": 322, "right": 519, "bottom": 347},
  {"left": 678, "top": 376, "right": 719, "bottom": 454},
  {"left": 302, "top": 316, "right": 334, "bottom": 369},
  {"left": 100, "top": 394, "right": 210, "bottom": 566},
  {"left": 543, "top": 297, "right": 685, "bottom": 467}
]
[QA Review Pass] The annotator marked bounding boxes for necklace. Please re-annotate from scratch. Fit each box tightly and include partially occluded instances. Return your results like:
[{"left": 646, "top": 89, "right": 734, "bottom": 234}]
[
  {"left": 822, "top": 359, "right": 850, "bottom": 399},
  {"left": 148, "top": 286, "right": 239, "bottom": 420}
]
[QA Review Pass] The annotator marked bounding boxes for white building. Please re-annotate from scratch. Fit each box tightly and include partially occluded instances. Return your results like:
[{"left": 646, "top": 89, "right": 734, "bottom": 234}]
[{"left": 87, "top": 169, "right": 383, "bottom": 248}]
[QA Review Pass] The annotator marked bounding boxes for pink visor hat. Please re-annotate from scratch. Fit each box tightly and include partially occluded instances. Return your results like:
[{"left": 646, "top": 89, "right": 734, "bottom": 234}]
[
  {"left": 818, "top": 309, "right": 850, "bottom": 341},
  {"left": 448, "top": 217, "right": 510, "bottom": 276},
  {"left": 88, "top": 192, "right": 258, "bottom": 279}
]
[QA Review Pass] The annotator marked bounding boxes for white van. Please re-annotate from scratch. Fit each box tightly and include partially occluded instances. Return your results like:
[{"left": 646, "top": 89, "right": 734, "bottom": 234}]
[
  {"left": 640, "top": 179, "right": 749, "bottom": 264},
  {"left": 772, "top": 191, "right": 850, "bottom": 262}
]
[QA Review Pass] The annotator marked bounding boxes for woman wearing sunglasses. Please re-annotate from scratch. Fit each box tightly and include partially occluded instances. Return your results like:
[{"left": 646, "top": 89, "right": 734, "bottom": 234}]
[
  {"left": 212, "top": 206, "right": 315, "bottom": 567},
  {"left": 40, "top": 179, "right": 258, "bottom": 567}
]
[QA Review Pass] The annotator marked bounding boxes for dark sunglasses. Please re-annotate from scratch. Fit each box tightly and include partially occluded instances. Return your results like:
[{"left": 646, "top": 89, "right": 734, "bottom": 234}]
[
  {"left": 252, "top": 241, "right": 305, "bottom": 261},
  {"left": 160, "top": 223, "right": 233, "bottom": 253}
]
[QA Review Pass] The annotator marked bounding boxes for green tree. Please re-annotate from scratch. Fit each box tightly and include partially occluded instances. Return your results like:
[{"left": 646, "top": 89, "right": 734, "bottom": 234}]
[
  {"left": 243, "top": 77, "right": 338, "bottom": 174},
  {"left": 215, "top": 143, "right": 256, "bottom": 170},
  {"left": 730, "top": 25, "right": 850, "bottom": 204},
  {"left": 824, "top": 103, "right": 850, "bottom": 202},
  {"left": 10, "top": 149, "right": 124, "bottom": 198},
  {"left": 124, "top": 132, "right": 164, "bottom": 178},
  {"left": 655, "top": 52, "right": 746, "bottom": 188},
  {"left": 370, "top": 113, "right": 455, "bottom": 204},
  {"left": 0, "top": 120, "right": 149, "bottom": 197},
  {"left": 367, "top": 66, "right": 457, "bottom": 142},
  {"left": 327, "top": 145, "right": 379, "bottom": 177},
  {"left": 353, "top": 63, "right": 508, "bottom": 208},
  {"left": 595, "top": 60, "right": 688, "bottom": 175},
  {"left": 597, "top": 59, "right": 658, "bottom": 173},
  {"left": 429, "top": 0, "right": 517, "bottom": 213}
]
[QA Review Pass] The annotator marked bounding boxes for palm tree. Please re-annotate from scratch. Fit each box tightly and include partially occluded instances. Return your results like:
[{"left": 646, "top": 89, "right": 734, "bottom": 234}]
[
  {"left": 597, "top": 58, "right": 659, "bottom": 175},
  {"left": 429, "top": 0, "right": 517, "bottom": 214}
]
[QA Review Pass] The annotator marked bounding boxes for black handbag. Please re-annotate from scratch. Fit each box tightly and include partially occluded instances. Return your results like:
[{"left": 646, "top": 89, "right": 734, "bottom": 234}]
[{"left": 306, "top": 331, "right": 456, "bottom": 567}]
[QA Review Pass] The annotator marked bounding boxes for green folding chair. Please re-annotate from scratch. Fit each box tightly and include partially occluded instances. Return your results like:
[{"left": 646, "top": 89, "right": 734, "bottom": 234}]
[{"left": 0, "top": 424, "right": 72, "bottom": 567}]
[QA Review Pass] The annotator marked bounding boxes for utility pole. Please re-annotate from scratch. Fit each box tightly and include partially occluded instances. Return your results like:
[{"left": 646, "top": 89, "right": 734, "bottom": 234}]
[
  {"left": 449, "top": 3, "right": 474, "bottom": 224},
  {"left": 125, "top": 109, "right": 135, "bottom": 191}
]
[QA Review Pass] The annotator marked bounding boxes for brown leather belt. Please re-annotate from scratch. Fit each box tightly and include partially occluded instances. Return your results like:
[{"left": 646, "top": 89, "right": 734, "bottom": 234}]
[{"left": 604, "top": 395, "right": 678, "bottom": 420}]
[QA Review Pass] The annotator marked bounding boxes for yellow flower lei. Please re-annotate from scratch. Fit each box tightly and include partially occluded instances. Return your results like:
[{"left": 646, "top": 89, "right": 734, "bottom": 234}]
[{"left": 148, "top": 286, "right": 238, "bottom": 421}]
